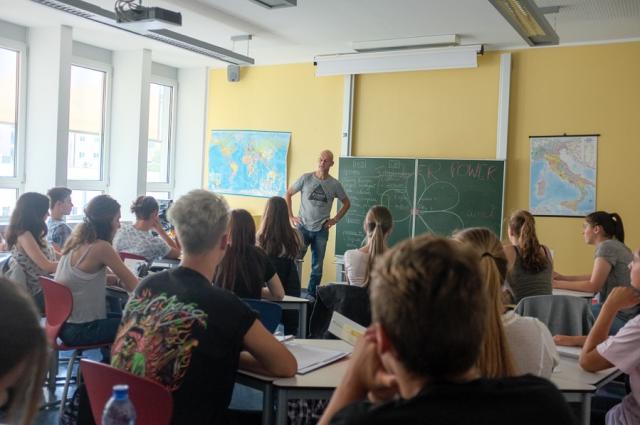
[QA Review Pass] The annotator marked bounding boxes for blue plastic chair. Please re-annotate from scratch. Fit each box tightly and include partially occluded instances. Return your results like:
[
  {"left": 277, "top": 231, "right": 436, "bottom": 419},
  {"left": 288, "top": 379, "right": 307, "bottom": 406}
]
[{"left": 242, "top": 299, "right": 283, "bottom": 333}]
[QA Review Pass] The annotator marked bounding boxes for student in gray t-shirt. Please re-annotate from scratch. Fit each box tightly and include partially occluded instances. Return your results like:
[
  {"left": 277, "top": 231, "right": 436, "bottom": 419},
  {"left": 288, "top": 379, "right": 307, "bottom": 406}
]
[
  {"left": 285, "top": 150, "right": 350, "bottom": 297},
  {"left": 554, "top": 211, "right": 636, "bottom": 334}
]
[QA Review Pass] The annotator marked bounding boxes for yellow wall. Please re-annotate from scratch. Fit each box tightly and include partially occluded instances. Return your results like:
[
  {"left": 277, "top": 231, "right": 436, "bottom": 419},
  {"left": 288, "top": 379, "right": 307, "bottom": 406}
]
[
  {"left": 206, "top": 41, "right": 640, "bottom": 283},
  {"left": 506, "top": 42, "right": 640, "bottom": 274},
  {"left": 206, "top": 63, "right": 344, "bottom": 283}
]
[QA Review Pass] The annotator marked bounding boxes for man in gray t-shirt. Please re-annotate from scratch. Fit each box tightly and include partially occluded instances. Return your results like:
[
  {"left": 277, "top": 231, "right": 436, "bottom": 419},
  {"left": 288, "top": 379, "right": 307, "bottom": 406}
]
[{"left": 285, "top": 150, "right": 350, "bottom": 297}]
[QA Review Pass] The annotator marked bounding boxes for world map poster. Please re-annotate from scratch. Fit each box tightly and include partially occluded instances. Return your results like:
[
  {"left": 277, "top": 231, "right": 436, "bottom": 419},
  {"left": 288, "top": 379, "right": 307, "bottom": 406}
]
[
  {"left": 207, "top": 130, "right": 290, "bottom": 197},
  {"left": 529, "top": 135, "right": 597, "bottom": 217}
]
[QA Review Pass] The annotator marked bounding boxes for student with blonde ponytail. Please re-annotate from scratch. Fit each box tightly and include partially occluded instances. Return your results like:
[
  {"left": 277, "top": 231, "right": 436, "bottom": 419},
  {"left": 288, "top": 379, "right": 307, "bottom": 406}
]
[
  {"left": 454, "top": 228, "right": 558, "bottom": 378},
  {"left": 343, "top": 205, "right": 393, "bottom": 287},
  {"left": 555, "top": 211, "right": 636, "bottom": 339},
  {"left": 505, "top": 210, "right": 553, "bottom": 303}
]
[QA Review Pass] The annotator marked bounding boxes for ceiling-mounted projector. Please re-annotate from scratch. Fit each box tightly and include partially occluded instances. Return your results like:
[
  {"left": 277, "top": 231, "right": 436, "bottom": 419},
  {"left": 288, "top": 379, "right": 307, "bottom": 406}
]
[{"left": 115, "top": 0, "right": 181, "bottom": 31}]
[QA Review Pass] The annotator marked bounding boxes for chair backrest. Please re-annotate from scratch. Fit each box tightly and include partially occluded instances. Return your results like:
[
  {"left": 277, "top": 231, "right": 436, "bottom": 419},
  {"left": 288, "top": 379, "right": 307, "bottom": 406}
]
[
  {"left": 242, "top": 299, "right": 282, "bottom": 333},
  {"left": 119, "top": 252, "right": 147, "bottom": 262},
  {"left": 309, "top": 284, "right": 371, "bottom": 339},
  {"left": 39, "top": 276, "right": 73, "bottom": 348},
  {"left": 81, "top": 359, "right": 173, "bottom": 425},
  {"left": 514, "top": 294, "right": 595, "bottom": 335}
]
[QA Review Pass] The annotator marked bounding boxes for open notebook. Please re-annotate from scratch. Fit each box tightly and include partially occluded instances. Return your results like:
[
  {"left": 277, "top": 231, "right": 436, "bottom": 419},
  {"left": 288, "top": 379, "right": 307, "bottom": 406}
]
[{"left": 284, "top": 342, "right": 349, "bottom": 375}]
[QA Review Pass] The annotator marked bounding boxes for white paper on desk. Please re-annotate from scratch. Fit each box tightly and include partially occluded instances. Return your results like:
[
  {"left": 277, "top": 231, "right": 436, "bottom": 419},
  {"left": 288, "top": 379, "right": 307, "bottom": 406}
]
[
  {"left": 328, "top": 312, "right": 366, "bottom": 346},
  {"left": 124, "top": 259, "right": 146, "bottom": 275},
  {"left": 284, "top": 342, "right": 349, "bottom": 375},
  {"left": 556, "top": 345, "right": 582, "bottom": 359}
]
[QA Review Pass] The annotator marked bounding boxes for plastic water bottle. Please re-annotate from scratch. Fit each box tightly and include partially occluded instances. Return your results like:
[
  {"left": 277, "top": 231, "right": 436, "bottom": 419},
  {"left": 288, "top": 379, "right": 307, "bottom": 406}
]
[
  {"left": 102, "top": 385, "right": 136, "bottom": 425},
  {"left": 274, "top": 323, "right": 285, "bottom": 338}
]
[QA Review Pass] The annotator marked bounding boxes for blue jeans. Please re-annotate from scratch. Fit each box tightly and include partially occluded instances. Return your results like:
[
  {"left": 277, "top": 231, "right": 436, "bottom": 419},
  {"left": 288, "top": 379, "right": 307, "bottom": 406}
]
[{"left": 298, "top": 226, "right": 329, "bottom": 297}]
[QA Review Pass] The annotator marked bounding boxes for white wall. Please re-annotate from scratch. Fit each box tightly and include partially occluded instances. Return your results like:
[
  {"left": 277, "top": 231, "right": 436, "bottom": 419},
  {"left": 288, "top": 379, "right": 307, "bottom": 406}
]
[
  {"left": 173, "top": 67, "right": 208, "bottom": 198},
  {"left": 24, "top": 25, "right": 72, "bottom": 192}
]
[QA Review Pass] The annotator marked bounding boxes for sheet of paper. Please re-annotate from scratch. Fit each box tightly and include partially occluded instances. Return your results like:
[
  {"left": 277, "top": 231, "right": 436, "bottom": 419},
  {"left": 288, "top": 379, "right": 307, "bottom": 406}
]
[
  {"left": 556, "top": 345, "right": 581, "bottom": 359},
  {"left": 328, "top": 311, "right": 366, "bottom": 346},
  {"left": 284, "top": 342, "right": 349, "bottom": 374}
]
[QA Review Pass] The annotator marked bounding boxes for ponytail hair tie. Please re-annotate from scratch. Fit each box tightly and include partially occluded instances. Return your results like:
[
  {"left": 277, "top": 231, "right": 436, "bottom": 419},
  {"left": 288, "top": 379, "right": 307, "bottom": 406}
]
[{"left": 481, "top": 252, "right": 493, "bottom": 259}]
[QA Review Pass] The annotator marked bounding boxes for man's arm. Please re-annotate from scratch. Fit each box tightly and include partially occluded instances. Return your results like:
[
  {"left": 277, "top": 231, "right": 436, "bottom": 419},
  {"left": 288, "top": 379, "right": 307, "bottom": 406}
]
[
  {"left": 325, "top": 197, "right": 351, "bottom": 229},
  {"left": 285, "top": 187, "right": 302, "bottom": 227}
]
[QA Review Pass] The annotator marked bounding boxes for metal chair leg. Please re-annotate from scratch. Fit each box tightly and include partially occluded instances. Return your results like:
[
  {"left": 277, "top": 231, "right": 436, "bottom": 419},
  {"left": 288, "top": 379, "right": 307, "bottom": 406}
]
[{"left": 59, "top": 349, "right": 79, "bottom": 415}]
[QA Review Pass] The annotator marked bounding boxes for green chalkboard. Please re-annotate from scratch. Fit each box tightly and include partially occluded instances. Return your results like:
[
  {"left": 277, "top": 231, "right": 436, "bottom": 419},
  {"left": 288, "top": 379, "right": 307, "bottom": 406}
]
[{"left": 335, "top": 157, "right": 505, "bottom": 255}]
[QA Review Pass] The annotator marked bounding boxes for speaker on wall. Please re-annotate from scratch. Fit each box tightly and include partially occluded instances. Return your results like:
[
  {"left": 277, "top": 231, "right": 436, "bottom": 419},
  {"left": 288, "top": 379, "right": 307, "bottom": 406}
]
[{"left": 227, "top": 64, "right": 240, "bottom": 82}]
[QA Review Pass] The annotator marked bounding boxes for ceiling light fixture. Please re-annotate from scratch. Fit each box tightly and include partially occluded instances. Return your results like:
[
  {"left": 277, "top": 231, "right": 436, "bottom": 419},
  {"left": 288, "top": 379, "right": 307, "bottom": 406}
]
[
  {"left": 314, "top": 44, "right": 483, "bottom": 77},
  {"left": 489, "top": 0, "right": 559, "bottom": 46},
  {"left": 30, "top": 0, "right": 254, "bottom": 65},
  {"left": 247, "top": 0, "right": 297, "bottom": 9},
  {"left": 352, "top": 34, "right": 459, "bottom": 53}
]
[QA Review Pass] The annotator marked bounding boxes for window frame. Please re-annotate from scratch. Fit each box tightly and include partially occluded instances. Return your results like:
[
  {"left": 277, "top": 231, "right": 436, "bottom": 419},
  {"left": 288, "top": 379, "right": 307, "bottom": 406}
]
[
  {"left": 66, "top": 57, "right": 112, "bottom": 193},
  {"left": 146, "top": 75, "right": 177, "bottom": 197},
  {"left": 0, "top": 36, "right": 28, "bottom": 221}
]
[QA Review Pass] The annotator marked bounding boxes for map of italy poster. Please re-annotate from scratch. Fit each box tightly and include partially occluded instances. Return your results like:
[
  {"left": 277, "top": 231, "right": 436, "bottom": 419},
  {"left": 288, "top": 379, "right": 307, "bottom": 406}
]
[
  {"left": 529, "top": 135, "right": 597, "bottom": 217},
  {"left": 207, "top": 130, "right": 290, "bottom": 198}
]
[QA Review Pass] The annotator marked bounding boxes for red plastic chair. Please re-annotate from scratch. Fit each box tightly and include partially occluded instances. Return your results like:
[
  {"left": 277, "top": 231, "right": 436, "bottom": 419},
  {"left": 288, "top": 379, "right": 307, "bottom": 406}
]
[
  {"left": 118, "top": 252, "right": 147, "bottom": 262},
  {"left": 81, "top": 359, "right": 173, "bottom": 425},
  {"left": 39, "top": 276, "right": 112, "bottom": 414}
]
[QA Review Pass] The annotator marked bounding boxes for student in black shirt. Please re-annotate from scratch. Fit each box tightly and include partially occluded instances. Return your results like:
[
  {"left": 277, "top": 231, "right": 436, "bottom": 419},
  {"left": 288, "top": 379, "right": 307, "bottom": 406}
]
[
  {"left": 318, "top": 235, "right": 574, "bottom": 425},
  {"left": 111, "top": 190, "right": 296, "bottom": 425},
  {"left": 215, "top": 208, "right": 285, "bottom": 300}
]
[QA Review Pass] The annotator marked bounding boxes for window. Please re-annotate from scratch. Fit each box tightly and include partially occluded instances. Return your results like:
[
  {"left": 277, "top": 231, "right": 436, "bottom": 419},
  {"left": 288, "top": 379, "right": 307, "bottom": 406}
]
[
  {"left": 0, "top": 43, "right": 25, "bottom": 219},
  {"left": 146, "top": 191, "right": 170, "bottom": 200},
  {"left": 68, "top": 65, "right": 107, "bottom": 181},
  {"left": 70, "top": 190, "right": 102, "bottom": 217},
  {"left": 147, "top": 80, "right": 175, "bottom": 194}
]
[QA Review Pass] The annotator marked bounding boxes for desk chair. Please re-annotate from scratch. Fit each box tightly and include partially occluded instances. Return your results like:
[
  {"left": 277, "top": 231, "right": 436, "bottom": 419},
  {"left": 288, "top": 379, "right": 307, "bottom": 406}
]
[
  {"left": 309, "top": 284, "right": 371, "bottom": 339},
  {"left": 39, "top": 276, "right": 113, "bottom": 414},
  {"left": 81, "top": 359, "right": 173, "bottom": 425},
  {"left": 242, "top": 299, "right": 282, "bottom": 333},
  {"left": 119, "top": 251, "right": 147, "bottom": 262},
  {"left": 515, "top": 294, "right": 595, "bottom": 335}
]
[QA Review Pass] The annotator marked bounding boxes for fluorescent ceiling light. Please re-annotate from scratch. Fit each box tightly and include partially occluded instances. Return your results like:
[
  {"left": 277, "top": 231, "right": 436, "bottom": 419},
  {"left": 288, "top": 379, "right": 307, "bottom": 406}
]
[
  {"left": 352, "top": 35, "right": 459, "bottom": 52},
  {"left": 314, "top": 45, "right": 483, "bottom": 77},
  {"left": 489, "top": 0, "right": 559, "bottom": 46},
  {"left": 247, "top": 0, "right": 297, "bottom": 9},
  {"left": 30, "top": 0, "right": 254, "bottom": 65}
]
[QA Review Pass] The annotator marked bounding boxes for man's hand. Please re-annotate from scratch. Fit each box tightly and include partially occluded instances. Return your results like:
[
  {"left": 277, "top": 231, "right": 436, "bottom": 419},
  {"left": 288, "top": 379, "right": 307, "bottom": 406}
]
[
  {"left": 324, "top": 218, "right": 338, "bottom": 229},
  {"left": 290, "top": 216, "right": 302, "bottom": 227},
  {"left": 603, "top": 287, "right": 640, "bottom": 313}
]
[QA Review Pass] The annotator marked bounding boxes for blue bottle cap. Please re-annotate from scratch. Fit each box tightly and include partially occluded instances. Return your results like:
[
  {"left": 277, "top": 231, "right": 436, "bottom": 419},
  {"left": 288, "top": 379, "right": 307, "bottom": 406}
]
[{"left": 112, "top": 385, "right": 129, "bottom": 401}]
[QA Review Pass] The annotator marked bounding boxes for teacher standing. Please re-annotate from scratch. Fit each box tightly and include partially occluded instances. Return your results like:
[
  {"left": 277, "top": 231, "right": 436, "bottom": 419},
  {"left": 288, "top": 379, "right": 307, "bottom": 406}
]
[{"left": 285, "top": 150, "right": 350, "bottom": 298}]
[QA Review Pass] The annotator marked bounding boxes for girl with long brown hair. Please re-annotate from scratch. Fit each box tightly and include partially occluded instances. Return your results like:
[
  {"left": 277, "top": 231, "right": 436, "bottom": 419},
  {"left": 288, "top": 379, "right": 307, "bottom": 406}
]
[
  {"left": 4, "top": 192, "right": 58, "bottom": 312},
  {"left": 454, "top": 228, "right": 557, "bottom": 378},
  {"left": 504, "top": 210, "right": 553, "bottom": 303},
  {"left": 216, "top": 209, "right": 285, "bottom": 300},
  {"left": 343, "top": 205, "right": 393, "bottom": 288}
]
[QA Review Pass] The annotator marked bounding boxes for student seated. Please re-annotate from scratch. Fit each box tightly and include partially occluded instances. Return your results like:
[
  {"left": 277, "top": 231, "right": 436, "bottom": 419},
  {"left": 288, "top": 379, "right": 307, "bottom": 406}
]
[
  {"left": 215, "top": 209, "right": 285, "bottom": 300},
  {"left": 554, "top": 211, "right": 636, "bottom": 334},
  {"left": 257, "top": 196, "right": 303, "bottom": 333},
  {"left": 46, "top": 186, "right": 74, "bottom": 253},
  {"left": 454, "top": 228, "right": 558, "bottom": 378},
  {"left": 0, "top": 278, "right": 48, "bottom": 425},
  {"left": 55, "top": 195, "right": 138, "bottom": 350},
  {"left": 504, "top": 210, "right": 553, "bottom": 303},
  {"left": 4, "top": 192, "right": 57, "bottom": 312},
  {"left": 578, "top": 247, "right": 640, "bottom": 425},
  {"left": 113, "top": 195, "right": 181, "bottom": 262},
  {"left": 318, "top": 235, "right": 573, "bottom": 425},
  {"left": 343, "top": 205, "right": 392, "bottom": 287},
  {"left": 111, "top": 190, "right": 296, "bottom": 425}
]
